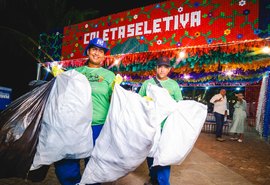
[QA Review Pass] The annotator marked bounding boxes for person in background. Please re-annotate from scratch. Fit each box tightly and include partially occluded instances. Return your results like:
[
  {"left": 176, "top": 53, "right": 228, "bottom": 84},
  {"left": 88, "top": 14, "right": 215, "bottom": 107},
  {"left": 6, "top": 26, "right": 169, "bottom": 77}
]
[
  {"left": 139, "top": 56, "right": 183, "bottom": 185},
  {"left": 210, "top": 89, "right": 228, "bottom": 142},
  {"left": 229, "top": 93, "right": 247, "bottom": 143},
  {"left": 54, "top": 38, "right": 115, "bottom": 185}
]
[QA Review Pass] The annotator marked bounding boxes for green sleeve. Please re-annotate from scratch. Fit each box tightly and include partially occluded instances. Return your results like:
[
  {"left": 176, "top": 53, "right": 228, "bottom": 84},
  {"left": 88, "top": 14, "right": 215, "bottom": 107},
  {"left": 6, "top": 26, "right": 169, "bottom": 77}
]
[
  {"left": 138, "top": 81, "right": 148, "bottom": 97},
  {"left": 174, "top": 84, "right": 183, "bottom": 101}
]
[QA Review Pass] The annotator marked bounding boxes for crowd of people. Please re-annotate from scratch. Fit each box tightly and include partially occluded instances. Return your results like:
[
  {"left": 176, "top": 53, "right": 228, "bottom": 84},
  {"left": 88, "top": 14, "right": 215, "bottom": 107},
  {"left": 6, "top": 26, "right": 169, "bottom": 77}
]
[
  {"left": 51, "top": 37, "right": 195, "bottom": 185},
  {"left": 209, "top": 89, "right": 247, "bottom": 143},
  {"left": 55, "top": 37, "right": 246, "bottom": 185},
  {"left": 56, "top": 37, "right": 243, "bottom": 185},
  {"left": 0, "top": 37, "right": 248, "bottom": 185}
]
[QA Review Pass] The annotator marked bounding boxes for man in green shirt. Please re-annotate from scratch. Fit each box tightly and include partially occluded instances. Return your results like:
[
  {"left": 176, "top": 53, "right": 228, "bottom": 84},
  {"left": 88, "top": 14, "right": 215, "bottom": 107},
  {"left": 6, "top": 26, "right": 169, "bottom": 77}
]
[
  {"left": 54, "top": 38, "right": 115, "bottom": 185},
  {"left": 139, "top": 56, "right": 183, "bottom": 185}
]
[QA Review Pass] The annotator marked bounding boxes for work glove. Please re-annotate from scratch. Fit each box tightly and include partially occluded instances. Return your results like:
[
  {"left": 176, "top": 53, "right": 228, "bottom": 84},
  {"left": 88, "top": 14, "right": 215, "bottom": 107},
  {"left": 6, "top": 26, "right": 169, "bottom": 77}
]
[{"left": 111, "top": 74, "right": 123, "bottom": 90}]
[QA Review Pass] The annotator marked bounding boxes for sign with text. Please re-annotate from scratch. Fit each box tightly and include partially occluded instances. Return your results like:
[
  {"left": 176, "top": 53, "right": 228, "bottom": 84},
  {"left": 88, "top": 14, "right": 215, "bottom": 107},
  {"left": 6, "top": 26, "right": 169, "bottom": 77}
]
[
  {"left": 62, "top": 0, "right": 259, "bottom": 60},
  {"left": 0, "top": 86, "right": 12, "bottom": 110}
]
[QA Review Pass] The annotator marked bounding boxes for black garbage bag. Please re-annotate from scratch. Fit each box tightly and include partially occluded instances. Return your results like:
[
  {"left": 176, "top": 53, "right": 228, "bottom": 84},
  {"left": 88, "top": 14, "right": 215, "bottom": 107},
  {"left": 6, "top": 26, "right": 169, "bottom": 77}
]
[{"left": 0, "top": 78, "right": 55, "bottom": 180}]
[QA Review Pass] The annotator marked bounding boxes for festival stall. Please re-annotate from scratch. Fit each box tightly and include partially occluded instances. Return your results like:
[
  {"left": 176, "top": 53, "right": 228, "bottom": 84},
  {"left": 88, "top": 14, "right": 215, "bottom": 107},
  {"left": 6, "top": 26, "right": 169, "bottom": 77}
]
[{"left": 37, "top": 0, "right": 270, "bottom": 139}]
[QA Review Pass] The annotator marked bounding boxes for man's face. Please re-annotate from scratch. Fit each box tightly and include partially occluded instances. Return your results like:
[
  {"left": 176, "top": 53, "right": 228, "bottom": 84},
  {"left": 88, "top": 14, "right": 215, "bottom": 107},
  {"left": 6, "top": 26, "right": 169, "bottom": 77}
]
[
  {"left": 87, "top": 46, "right": 105, "bottom": 66},
  {"left": 237, "top": 93, "right": 244, "bottom": 100},
  {"left": 220, "top": 89, "right": 226, "bottom": 96},
  {"left": 156, "top": 65, "right": 171, "bottom": 80}
]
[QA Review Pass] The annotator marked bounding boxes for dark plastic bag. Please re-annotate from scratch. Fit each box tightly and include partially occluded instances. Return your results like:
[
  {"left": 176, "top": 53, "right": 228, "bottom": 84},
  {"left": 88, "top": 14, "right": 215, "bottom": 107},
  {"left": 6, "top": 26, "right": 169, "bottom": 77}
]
[{"left": 0, "top": 78, "right": 55, "bottom": 180}]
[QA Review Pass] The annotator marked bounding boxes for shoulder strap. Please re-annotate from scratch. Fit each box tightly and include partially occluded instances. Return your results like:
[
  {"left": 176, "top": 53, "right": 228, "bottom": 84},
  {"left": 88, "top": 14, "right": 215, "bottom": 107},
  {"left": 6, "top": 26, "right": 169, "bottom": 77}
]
[{"left": 153, "top": 77, "right": 163, "bottom": 88}]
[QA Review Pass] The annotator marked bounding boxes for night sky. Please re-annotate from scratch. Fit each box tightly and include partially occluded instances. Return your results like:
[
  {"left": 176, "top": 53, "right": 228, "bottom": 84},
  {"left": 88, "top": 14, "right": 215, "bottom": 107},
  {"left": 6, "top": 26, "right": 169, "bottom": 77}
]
[{"left": 0, "top": 0, "right": 165, "bottom": 100}]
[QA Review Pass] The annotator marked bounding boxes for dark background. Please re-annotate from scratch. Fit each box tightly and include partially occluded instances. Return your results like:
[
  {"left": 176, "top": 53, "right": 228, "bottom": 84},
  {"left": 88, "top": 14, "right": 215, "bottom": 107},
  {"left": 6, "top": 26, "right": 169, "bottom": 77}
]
[{"left": 0, "top": 0, "right": 165, "bottom": 100}]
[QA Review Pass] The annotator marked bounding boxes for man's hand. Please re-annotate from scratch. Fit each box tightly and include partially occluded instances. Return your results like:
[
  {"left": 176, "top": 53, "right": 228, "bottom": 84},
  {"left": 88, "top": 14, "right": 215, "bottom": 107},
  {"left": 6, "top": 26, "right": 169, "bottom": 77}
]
[
  {"left": 114, "top": 74, "right": 123, "bottom": 84},
  {"left": 111, "top": 74, "right": 123, "bottom": 89},
  {"left": 215, "top": 97, "right": 222, "bottom": 102},
  {"left": 51, "top": 65, "right": 64, "bottom": 77}
]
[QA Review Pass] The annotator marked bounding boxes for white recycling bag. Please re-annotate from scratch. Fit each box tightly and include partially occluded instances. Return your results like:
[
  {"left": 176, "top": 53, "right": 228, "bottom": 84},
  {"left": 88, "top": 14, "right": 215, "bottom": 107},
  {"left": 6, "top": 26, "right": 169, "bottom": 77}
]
[
  {"left": 80, "top": 84, "right": 164, "bottom": 184},
  {"left": 145, "top": 84, "right": 178, "bottom": 157},
  {"left": 31, "top": 70, "right": 93, "bottom": 170},
  {"left": 153, "top": 100, "right": 207, "bottom": 166}
]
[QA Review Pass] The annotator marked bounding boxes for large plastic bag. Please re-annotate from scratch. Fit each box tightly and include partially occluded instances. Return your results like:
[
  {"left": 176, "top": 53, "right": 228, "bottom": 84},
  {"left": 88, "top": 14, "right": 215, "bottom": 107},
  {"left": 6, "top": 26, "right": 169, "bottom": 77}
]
[
  {"left": 0, "top": 79, "right": 55, "bottom": 179},
  {"left": 145, "top": 84, "right": 178, "bottom": 157},
  {"left": 153, "top": 100, "right": 207, "bottom": 166},
  {"left": 31, "top": 69, "right": 93, "bottom": 170},
  {"left": 80, "top": 84, "right": 165, "bottom": 184}
]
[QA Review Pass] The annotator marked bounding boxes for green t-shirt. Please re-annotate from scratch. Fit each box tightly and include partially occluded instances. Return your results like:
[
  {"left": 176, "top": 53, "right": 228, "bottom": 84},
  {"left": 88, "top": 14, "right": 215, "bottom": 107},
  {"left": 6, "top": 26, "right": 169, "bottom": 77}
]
[
  {"left": 138, "top": 77, "right": 183, "bottom": 127},
  {"left": 138, "top": 77, "right": 183, "bottom": 101},
  {"left": 75, "top": 66, "right": 115, "bottom": 125}
]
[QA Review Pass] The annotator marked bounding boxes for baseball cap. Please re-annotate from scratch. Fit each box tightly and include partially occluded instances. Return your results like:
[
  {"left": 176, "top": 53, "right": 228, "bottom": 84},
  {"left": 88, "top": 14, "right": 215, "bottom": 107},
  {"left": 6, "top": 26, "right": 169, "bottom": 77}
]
[
  {"left": 156, "top": 56, "right": 171, "bottom": 67},
  {"left": 83, "top": 38, "right": 109, "bottom": 56}
]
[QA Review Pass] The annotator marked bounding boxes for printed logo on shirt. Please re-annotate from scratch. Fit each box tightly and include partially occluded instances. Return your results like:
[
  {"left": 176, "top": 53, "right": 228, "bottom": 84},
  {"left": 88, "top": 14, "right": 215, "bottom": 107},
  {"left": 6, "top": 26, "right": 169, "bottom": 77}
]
[{"left": 83, "top": 72, "right": 104, "bottom": 82}]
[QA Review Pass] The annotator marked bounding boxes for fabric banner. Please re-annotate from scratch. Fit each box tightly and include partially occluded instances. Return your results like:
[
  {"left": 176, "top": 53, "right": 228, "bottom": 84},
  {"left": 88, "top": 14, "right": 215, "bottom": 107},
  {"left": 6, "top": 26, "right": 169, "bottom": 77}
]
[{"left": 61, "top": 0, "right": 260, "bottom": 60}]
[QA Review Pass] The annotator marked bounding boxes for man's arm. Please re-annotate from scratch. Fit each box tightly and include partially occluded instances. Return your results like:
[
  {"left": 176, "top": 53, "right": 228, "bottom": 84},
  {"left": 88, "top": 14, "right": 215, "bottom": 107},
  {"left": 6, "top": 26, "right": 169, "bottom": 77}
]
[
  {"left": 210, "top": 94, "right": 222, "bottom": 104},
  {"left": 138, "top": 82, "right": 147, "bottom": 97},
  {"left": 174, "top": 84, "right": 183, "bottom": 101}
]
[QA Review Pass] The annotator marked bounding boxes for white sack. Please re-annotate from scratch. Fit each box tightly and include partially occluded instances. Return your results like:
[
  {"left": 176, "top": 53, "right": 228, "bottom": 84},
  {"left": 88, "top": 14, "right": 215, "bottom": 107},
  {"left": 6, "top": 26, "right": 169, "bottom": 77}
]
[
  {"left": 146, "top": 84, "right": 178, "bottom": 157},
  {"left": 80, "top": 84, "right": 164, "bottom": 184},
  {"left": 153, "top": 100, "right": 207, "bottom": 166},
  {"left": 31, "top": 70, "right": 93, "bottom": 170}
]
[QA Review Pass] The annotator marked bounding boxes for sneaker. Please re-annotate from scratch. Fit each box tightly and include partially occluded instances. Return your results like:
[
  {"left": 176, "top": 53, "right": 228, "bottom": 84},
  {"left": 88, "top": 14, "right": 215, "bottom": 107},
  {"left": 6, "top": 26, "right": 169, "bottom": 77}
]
[
  {"left": 237, "top": 139, "right": 243, "bottom": 143},
  {"left": 216, "top": 137, "right": 225, "bottom": 142},
  {"left": 230, "top": 137, "right": 238, "bottom": 141}
]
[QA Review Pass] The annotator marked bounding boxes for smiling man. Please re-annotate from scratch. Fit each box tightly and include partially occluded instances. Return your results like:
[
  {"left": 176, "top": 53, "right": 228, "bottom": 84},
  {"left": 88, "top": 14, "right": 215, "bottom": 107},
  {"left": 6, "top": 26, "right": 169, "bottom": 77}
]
[
  {"left": 54, "top": 37, "right": 115, "bottom": 185},
  {"left": 138, "top": 56, "right": 183, "bottom": 185}
]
